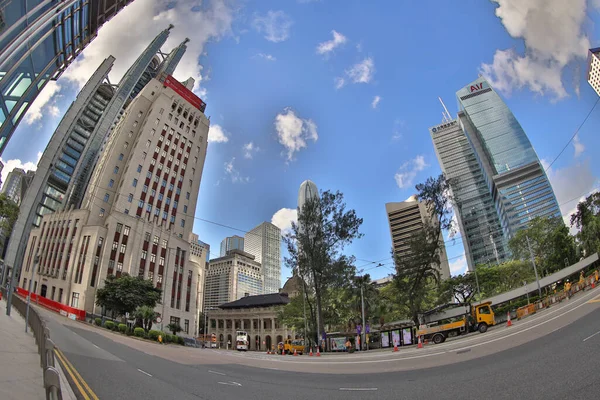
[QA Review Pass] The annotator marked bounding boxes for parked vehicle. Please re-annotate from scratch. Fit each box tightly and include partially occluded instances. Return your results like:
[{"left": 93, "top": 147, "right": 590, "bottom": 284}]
[
  {"left": 282, "top": 339, "right": 304, "bottom": 355},
  {"left": 236, "top": 330, "right": 250, "bottom": 351},
  {"left": 417, "top": 302, "right": 495, "bottom": 344}
]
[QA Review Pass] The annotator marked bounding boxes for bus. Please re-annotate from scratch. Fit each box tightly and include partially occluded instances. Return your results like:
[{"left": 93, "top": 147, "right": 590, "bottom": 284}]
[
  {"left": 197, "top": 334, "right": 217, "bottom": 348},
  {"left": 236, "top": 330, "right": 250, "bottom": 351}
]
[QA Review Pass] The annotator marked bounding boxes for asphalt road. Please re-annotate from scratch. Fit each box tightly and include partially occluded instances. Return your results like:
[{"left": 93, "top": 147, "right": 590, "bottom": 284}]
[{"left": 38, "top": 288, "right": 600, "bottom": 400}]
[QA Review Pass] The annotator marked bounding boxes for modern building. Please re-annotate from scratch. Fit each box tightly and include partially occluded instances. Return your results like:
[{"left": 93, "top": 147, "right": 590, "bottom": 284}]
[
  {"left": 430, "top": 117, "right": 509, "bottom": 271},
  {"left": 219, "top": 235, "right": 244, "bottom": 257},
  {"left": 2, "top": 167, "right": 25, "bottom": 203},
  {"left": 190, "top": 233, "right": 210, "bottom": 263},
  {"left": 385, "top": 197, "right": 451, "bottom": 280},
  {"left": 0, "top": 0, "right": 135, "bottom": 154},
  {"left": 587, "top": 48, "right": 600, "bottom": 97},
  {"left": 3, "top": 26, "right": 187, "bottom": 287},
  {"left": 189, "top": 232, "right": 208, "bottom": 330},
  {"left": 298, "top": 180, "right": 319, "bottom": 215},
  {"left": 17, "top": 74, "right": 210, "bottom": 337},
  {"left": 203, "top": 249, "right": 263, "bottom": 313},
  {"left": 245, "top": 222, "right": 281, "bottom": 294}
]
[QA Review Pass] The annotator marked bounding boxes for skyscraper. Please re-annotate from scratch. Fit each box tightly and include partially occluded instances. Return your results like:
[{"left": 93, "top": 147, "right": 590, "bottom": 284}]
[
  {"left": 298, "top": 180, "right": 319, "bottom": 214},
  {"left": 245, "top": 222, "right": 282, "bottom": 294},
  {"left": 1, "top": 167, "right": 26, "bottom": 203},
  {"left": 385, "top": 197, "right": 451, "bottom": 280},
  {"left": 587, "top": 48, "right": 600, "bottom": 97},
  {"left": 219, "top": 235, "right": 244, "bottom": 257},
  {"left": 17, "top": 74, "right": 210, "bottom": 336},
  {"left": 0, "top": 0, "right": 135, "bottom": 154},
  {"left": 3, "top": 27, "right": 186, "bottom": 287}
]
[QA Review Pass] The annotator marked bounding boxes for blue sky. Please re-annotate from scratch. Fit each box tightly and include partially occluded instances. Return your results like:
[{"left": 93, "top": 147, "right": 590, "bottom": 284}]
[{"left": 2, "top": 0, "right": 600, "bottom": 282}]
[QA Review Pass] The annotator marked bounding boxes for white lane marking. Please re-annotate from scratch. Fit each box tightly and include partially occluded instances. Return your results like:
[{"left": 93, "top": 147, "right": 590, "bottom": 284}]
[
  {"left": 92, "top": 344, "right": 100, "bottom": 349},
  {"left": 218, "top": 381, "right": 242, "bottom": 386},
  {"left": 583, "top": 330, "right": 600, "bottom": 342},
  {"left": 208, "top": 370, "right": 226, "bottom": 376},
  {"left": 138, "top": 369, "right": 153, "bottom": 377},
  {"left": 339, "top": 388, "right": 378, "bottom": 391}
]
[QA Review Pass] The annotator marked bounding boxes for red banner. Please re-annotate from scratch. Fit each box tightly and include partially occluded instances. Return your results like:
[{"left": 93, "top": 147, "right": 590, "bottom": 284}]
[
  {"left": 163, "top": 75, "right": 206, "bottom": 112},
  {"left": 16, "top": 287, "right": 86, "bottom": 321}
]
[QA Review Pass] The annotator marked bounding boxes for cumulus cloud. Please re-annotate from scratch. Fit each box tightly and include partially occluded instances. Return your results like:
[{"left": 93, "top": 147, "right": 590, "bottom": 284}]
[
  {"left": 271, "top": 208, "right": 298, "bottom": 235},
  {"left": 224, "top": 157, "right": 249, "bottom": 183},
  {"left": 335, "top": 57, "right": 375, "bottom": 88},
  {"left": 573, "top": 134, "right": 585, "bottom": 157},
  {"left": 480, "top": 0, "right": 592, "bottom": 99},
  {"left": 24, "top": 81, "right": 61, "bottom": 125},
  {"left": 256, "top": 53, "right": 276, "bottom": 61},
  {"left": 0, "top": 152, "right": 42, "bottom": 188},
  {"left": 252, "top": 10, "right": 293, "bottom": 43},
  {"left": 394, "top": 155, "right": 428, "bottom": 189},
  {"left": 449, "top": 255, "right": 468, "bottom": 276},
  {"left": 316, "top": 30, "right": 347, "bottom": 55},
  {"left": 274, "top": 108, "right": 318, "bottom": 161},
  {"left": 208, "top": 124, "right": 229, "bottom": 143},
  {"left": 371, "top": 95, "right": 381, "bottom": 109},
  {"left": 243, "top": 142, "right": 259, "bottom": 159},
  {"left": 63, "top": 0, "right": 234, "bottom": 96},
  {"left": 334, "top": 77, "right": 345, "bottom": 90}
]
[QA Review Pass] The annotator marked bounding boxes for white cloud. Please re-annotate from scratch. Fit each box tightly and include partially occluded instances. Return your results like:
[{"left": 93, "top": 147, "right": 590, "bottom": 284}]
[
  {"left": 252, "top": 10, "right": 293, "bottom": 43},
  {"left": 271, "top": 208, "right": 298, "bottom": 235},
  {"left": 449, "top": 255, "right": 468, "bottom": 277},
  {"left": 480, "top": 0, "right": 592, "bottom": 99},
  {"left": 63, "top": 0, "right": 234, "bottom": 97},
  {"left": 243, "top": 142, "right": 259, "bottom": 159},
  {"left": 0, "top": 152, "right": 42, "bottom": 188},
  {"left": 392, "top": 119, "right": 404, "bottom": 140},
  {"left": 394, "top": 155, "right": 428, "bottom": 189},
  {"left": 334, "top": 77, "right": 346, "bottom": 89},
  {"left": 24, "top": 81, "right": 61, "bottom": 125},
  {"left": 316, "top": 30, "right": 347, "bottom": 55},
  {"left": 573, "top": 134, "right": 585, "bottom": 157},
  {"left": 224, "top": 157, "right": 249, "bottom": 184},
  {"left": 274, "top": 108, "right": 318, "bottom": 161},
  {"left": 371, "top": 95, "right": 381, "bottom": 109},
  {"left": 257, "top": 53, "right": 276, "bottom": 61},
  {"left": 346, "top": 57, "right": 375, "bottom": 84},
  {"left": 208, "top": 124, "right": 229, "bottom": 143}
]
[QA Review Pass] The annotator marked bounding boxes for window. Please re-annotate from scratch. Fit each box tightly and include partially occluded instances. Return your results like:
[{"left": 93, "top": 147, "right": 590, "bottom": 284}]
[
  {"left": 137, "top": 164, "right": 142, "bottom": 173},
  {"left": 151, "top": 159, "right": 156, "bottom": 166},
  {"left": 142, "top": 185, "right": 148, "bottom": 193},
  {"left": 179, "top": 176, "right": 184, "bottom": 183},
  {"left": 161, "top": 179, "right": 167, "bottom": 187},
  {"left": 158, "top": 193, "right": 163, "bottom": 201},
  {"left": 151, "top": 189, "right": 156, "bottom": 197},
  {"left": 157, "top": 163, "right": 163, "bottom": 170},
  {"left": 132, "top": 178, "right": 138, "bottom": 187},
  {"left": 117, "top": 263, "right": 123, "bottom": 272},
  {"left": 148, "top": 270, "right": 154, "bottom": 280},
  {"left": 146, "top": 204, "right": 152, "bottom": 212},
  {"left": 71, "top": 293, "right": 80, "bottom": 308},
  {"left": 165, "top": 167, "right": 170, "bottom": 174},
  {"left": 169, "top": 183, "right": 174, "bottom": 191},
  {"left": 168, "top": 113, "right": 173, "bottom": 121},
  {"left": 155, "top": 146, "right": 160, "bottom": 153},
  {"left": 186, "top": 192, "right": 190, "bottom": 200},
  {"left": 145, "top": 232, "right": 151, "bottom": 242},
  {"left": 142, "top": 152, "right": 147, "bottom": 160},
  {"left": 153, "top": 235, "right": 159, "bottom": 245},
  {"left": 118, "top": 153, "right": 124, "bottom": 161},
  {"left": 128, "top": 131, "right": 133, "bottom": 138},
  {"left": 162, "top": 211, "right": 167, "bottom": 220},
  {"left": 180, "top": 219, "right": 185, "bottom": 227},
  {"left": 166, "top": 197, "right": 171, "bottom": 205},
  {"left": 176, "top": 188, "right": 181, "bottom": 195},
  {"left": 157, "top": 274, "right": 163, "bottom": 284},
  {"left": 161, "top": 239, "right": 167, "bottom": 248},
  {"left": 120, "top": 244, "right": 126, "bottom": 254},
  {"left": 189, "top": 179, "right": 192, "bottom": 186},
  {"left": 138, "top": 200, "right": 144, "bottom": 208},
  {"left": 154, "top": 175, "right": 159, "bottom": 183},
  {"left": 155, "top": 118, "right": 160, "bottom": 125},
  {"left": 170, "top": 215, "right": 175, "bottom": 223},
  {"left": 133, "top": 121, "right": 138, "bottom": 128},
  {"left": 146, "top": 171, "right": 152, "bottom": 179},
  {"left": 127, "top": 193, "right": 133, "bottom": 203},
  {"left": 123, "top": 226, "right": 130, "bottom": 236},
  {"left": 124, "top": 142, "right": 129, "bottom": 149},
  {"left": 124, "top": 209, "right": 129, "bottom": 215},
  {"left": 192, "top": 168, "right": 195, "bottom": 175},
  {"left": 146, "top": 140, "right": 151, "bottom": 148},
  {"left": 173, "top": 201, "right": 178, "bottom": 209},
  {"left": 99, "top": 208, "right": 105, "bottom": 217},
  {"left": 159, "top": 257, "right": 165, "bottom": 266},
  {"left": 150, "top": 254, "right": 156, "bottom": 263},
  {"left": 184, "top": 319, "right": 189, "bottom": 334},
  {"left": 141, "top": 250, "right": 147, "bottom": 259},
  {"left": 183, "top": 205, "right": 187, "bottom": 213},
  {"left": 116, "top": 224, "right": 122, "bottom": 233},
  {"left": 108, "top": 179, "right": 114, "bottom": 188},
  {"left": 154, "top": 208, "right": 159, "bottom": 216},
  {"left": 151, "top": 128, "right": 156, "bottom": 136},
  {"left": 114, "top": 166, "right": 119, "bottom": 174},
  {"left": 138, "top": 111, "right": 143, "bottom": 117},
  {"left": 159, "top": 108, "right": 164, "bottom": 115},
  {"left": 103, "top": 193, "right": 109, "bottom": 202}
]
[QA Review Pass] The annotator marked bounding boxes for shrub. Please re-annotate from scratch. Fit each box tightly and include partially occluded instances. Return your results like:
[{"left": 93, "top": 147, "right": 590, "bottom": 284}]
[
  {"left": 176, "top": 336, "right": 184, "bottom": 345},
  {"left": 118, "top": 324, "right": 127, "bottom": 333},
  {"left": 163, "top": 333, "right": 173, "bottom": 343},
  {"left": 134, "top": 327, "right": 146, "bottom": 338},
  {"left": 126, "top": 328, "right": 134, "bottom": 336},
  {"left": 148, "top": 330, "right": 161, "bottom": 341},
  {"left": 105, "top": 321, "right": 115, "bottom": 330},
  {"left": 94, "top": 318, "right": 102, "bottom": 326}
]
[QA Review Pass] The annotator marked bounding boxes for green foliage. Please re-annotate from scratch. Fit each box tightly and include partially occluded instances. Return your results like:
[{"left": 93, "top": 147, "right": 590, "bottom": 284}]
[
  {"left": 118, "top": 324, "right": 127, "bottom": 333},
  {"left": 95, "top": 273, "right": 161, "bottom": 317},
  {"left": 94, "top": 318, "right": 102, "bottom": 326},
  {"left": 148, "top": 330, "right": 162, "bottom": 341},
  {"left": 163, "top": 333, "right": 174, "bottom": 343},
  {"left": 166, "top": 323, "right": 183, "bottom": 336},
  {"left": 570, "top": 193, "right": 600, "bottom": 257},
  {"left": 0, "top": 194, "right": 19, "bottom": 237},
  {"left": 105, "top": 321, "right": 115, "bottom": 330},
  {"left": 439, "top": 272, "right": 478, "bottom": 304},
  {"left": 176, "top": 336, "right": 185, "bottom": 345},
  {"left": 476, "top": 260, "right": 536, "bottom": 298},
  {"left": 133, "top": 327, "right": 146, "bottom": 337},
  {"left": 134, "top": 305, "right": 158, "bottom": 332}
]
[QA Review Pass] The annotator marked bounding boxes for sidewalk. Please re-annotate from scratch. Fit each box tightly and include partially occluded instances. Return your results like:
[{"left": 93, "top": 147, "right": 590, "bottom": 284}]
[{"left": 0, "top": 298, "right": 44, "bottom": 400}]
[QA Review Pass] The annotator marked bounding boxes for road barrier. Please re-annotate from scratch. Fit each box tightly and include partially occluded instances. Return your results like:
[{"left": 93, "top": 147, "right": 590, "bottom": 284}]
[
  {"left": 2, "top": 288, "right": 63, "bottom": 400},
  {"left": 15, "top": 287, "right": 86, "bottom": 321}
]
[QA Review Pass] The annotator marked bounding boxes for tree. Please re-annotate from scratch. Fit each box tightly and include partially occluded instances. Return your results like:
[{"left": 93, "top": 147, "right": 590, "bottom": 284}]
[
  {"left": 95, "top": 273, "right": 161, "bottom": 317},
  {"left": 392, "top": 174, "right": 455, "bottom": 325},
  {"left": 283, "top": 190, "right": 363, "bottom": 345},
  {"left": 439, "top": 272, "right": 478, "bottom": 304},
  {"left": 134, "top": 305, "right": 158, "bottom": 332},
  {"left": 476, "top": 260, "right": 536, "bottom": 298},
  {"left": 0, "top": 194, "right": 19, "bottom": 256},
  {"left": 166, "top": 323, "right": 183, "bottom": 336},
  {"left": 570, "top": 193, "right": 600, "bottom": 257}
]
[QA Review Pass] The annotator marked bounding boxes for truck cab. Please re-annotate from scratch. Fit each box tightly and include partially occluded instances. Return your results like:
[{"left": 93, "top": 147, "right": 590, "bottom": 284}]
[{"left": 471, "top": 302, "right": 494, "bottom": 333}]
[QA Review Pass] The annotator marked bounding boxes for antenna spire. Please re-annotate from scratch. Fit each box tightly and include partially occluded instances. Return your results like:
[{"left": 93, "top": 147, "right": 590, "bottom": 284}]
[{"left": 438, "top": 97, "right": 452, "bottom": 122}]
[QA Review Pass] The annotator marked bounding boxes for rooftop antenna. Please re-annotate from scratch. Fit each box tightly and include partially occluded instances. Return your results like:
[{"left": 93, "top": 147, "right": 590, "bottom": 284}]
[{"left": 438, "top": 97, "right": 452, "bottom": 122}]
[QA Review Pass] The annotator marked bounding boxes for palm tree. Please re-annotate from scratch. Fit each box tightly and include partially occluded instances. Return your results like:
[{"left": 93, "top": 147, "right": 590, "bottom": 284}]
[{"left": 135, "top": 305, "right": 157, "bottom": 332}]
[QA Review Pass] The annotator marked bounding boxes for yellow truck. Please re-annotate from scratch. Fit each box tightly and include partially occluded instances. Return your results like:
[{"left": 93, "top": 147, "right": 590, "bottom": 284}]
[
  {"left": 279, "top": 339, "right": 305, "bottom": 355},
  {"left": 417, "top": 302, "right": 495, "bottom": 344}
]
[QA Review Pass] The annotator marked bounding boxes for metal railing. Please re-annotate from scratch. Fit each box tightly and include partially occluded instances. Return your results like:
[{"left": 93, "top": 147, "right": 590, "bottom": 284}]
[{"left": 2, "top": 288, "right": 63, "bottom": 400}]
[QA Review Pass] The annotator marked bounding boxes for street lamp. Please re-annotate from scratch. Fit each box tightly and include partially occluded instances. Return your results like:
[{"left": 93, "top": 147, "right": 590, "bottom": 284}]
[{"left": 25, "top": 255, "right": 40, "bottom": 333}]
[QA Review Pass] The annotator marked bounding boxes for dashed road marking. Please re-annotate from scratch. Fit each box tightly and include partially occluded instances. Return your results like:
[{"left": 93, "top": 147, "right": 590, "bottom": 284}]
[
  {"left": 138, "top": 368, "right": 153, "bottom": 377},
  {"left": 583, "top": 330, "right": 600, "bottom": 342},
  {"left": 218, "top": 381, "right": 242, "bottom": 387},
  {"left": 208, "top": 370, "right": 226, "bottom": 375},
  {"left": 339, "top": 388, "right": 378, "bottom": 391}
]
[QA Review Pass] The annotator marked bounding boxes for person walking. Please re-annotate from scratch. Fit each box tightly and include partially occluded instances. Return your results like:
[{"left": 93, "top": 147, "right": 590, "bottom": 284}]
[{"left": 345, "top": 339, "right": 351, "bottom": 352}]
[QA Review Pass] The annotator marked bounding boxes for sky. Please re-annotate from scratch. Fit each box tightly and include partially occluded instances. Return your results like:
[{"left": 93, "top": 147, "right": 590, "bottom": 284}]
[{"left": 2, "top": 0, "right": 600, "bottom": 283}]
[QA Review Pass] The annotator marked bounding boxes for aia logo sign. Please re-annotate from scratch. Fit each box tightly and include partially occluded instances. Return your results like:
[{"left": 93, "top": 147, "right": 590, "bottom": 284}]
[{"left": 470, "top": 83, "right": 484, "bottom": 93}]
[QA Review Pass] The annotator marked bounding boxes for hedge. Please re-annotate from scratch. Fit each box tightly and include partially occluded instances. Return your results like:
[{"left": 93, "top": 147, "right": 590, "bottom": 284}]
[
  {"left": 134, "top": 327, "right": 146, "bottom": 338},
  {"left": 163, "top": 333, "right": 173, "bottom": 343},
  {"left": 94, "top": 318, "right": 102, "bottom": 326},
  {"left": 176, "top": 336, "right": 184, "bottom": 345},
  {"left": 105, "top": 321, "right": 115, "bottom": 330},
  {"left": 148, "top": 330, "right": 162, "bottom": 341},
  {"left": 118, "top": 324, "right": 127, "bottom": 333}
]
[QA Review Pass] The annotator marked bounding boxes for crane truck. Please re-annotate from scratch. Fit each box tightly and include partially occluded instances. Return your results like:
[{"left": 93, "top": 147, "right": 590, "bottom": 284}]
[{"left": 417, "top": 302, "right": 495, "bottom": 345}]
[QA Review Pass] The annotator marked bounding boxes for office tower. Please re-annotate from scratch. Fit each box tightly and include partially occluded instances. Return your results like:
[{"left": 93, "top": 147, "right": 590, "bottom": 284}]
[
  {"left": 189, "top": 232, "right": 208, "bottom": 335},
  {"left": 298, "top": 180, "right": 319, "bottom": 214},
  {"left": 245, "top": 222, "right": 282, "bottom": 294},
  {"left": 3, "top": 27, "right": 186, "bottom": 287},
  {"left": 0, "top": 0, "right": 135, "bottom": 154},
  {"left": 18, "top": 74, "right": 210, "bottom": 336},
  {"left": 587, "top": 48, "right": 600, "bottom": 97},
  {"left": 1, "top": 167, "right": 26, "bottom": 203},
  {"left": 385, "top": 197, "right": 451, "bottom": 280},
  {"left": 191, "top": 233, "right": 210, "bottom": 263},
  {"left": 456, "top": 77, "right": 560, "bottom": 237},
  {"left": 0, "top": 161, "right": 3, "bottom": 188},
  {"left": 203, "top": 249, "right": 263, "bottom": 313},
  {"left": 219, "top": 235, "right": 244, "bottom": 257},
  {"left": 430, "top": 118, "right": 508, "bottom": 271}
]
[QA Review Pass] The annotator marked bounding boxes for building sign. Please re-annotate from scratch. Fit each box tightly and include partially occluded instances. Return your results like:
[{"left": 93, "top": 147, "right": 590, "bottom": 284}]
[
  {"left": 431, "top": 120, "right": 457, "bottom": 133},
  {"left": 469, "top": 82, "right": 484, "bottom": 92},
  {"left": 163, "top": 75, "right": 207, "bottom": 113}
]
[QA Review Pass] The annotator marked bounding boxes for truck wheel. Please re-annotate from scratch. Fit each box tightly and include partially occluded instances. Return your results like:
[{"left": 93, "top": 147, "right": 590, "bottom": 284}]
[
  {"left": 478, "top": 323, "right": 488, "bottom": 333},
  {"left": 432, "top": 334, "right": 444, "bottom": 344}
]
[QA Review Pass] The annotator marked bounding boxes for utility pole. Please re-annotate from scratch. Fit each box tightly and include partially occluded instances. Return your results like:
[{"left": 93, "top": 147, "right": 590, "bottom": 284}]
[
  {"left": 25, "top": 255, "right": 40, "bottom": 333},
  {"left": 526, "top": 236, "right": 542, "bottom": 299},
  {"left": 360, "top": 284, "right": 366, "bottom": 351},
  {"left": 301, "top": 274, "right": 309, "bottom": 349}
]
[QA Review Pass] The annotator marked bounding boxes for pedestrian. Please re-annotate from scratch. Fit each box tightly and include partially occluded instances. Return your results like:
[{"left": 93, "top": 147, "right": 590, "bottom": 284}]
[
  {"left": 345, "top": 339, "right": 351, "bottom": 352},
  {"left": 565, "top": 279, "right": 572, "bottom": 299}
]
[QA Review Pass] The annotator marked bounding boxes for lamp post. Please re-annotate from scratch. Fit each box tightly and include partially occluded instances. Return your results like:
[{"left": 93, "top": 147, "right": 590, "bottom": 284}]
[{"left": 25, "top": 255, "right": 40, "bottom": 333}]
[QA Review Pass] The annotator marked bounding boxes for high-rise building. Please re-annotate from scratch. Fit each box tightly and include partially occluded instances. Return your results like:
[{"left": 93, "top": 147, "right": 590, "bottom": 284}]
[
  {"left": 0, "top": 0, "right": 135, "bottom": 154},
  {"left": 17, "top": 74, "right": 210, "bottom": 337},
  {"left": 191, "top": 234, "right": 210, "bottom": 263},
  {"left": 385, "top": 197, "right": 451, "bottom": 280},
  {"left": 298, "top": 180, "right": 319, "bottom": 214},
  {"left": 203, "top": 249, "right": 263, "bottom": 313},
  {"left": 245, "top": 222, "right": 282, "bottom": 294},
  {"left": 587, "top": 48, "right": 600, "bottom": 97},
  {"left": 189, "top": 232, "right": 208, "bottom": 332},
  {"left": 3, "top": 26, "right": 186, "bottom": 287},
  {"left": 1, "top": 167, "right": 26, "bottom": 203},
  {"left": 456, "top": 77, "right": 560, "bottom": 238},
  {"left": 219, "top": 235, "right": 244, "bottom": 257}
]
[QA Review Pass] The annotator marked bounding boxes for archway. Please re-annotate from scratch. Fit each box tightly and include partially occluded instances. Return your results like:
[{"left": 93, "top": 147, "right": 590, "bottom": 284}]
[
  {"left": 255, "top": 335, "right": 260, "bottom": 351},
  {"left": 265, "top": 335, "right": 272, "bottom": 350},
  {"left": 276, "top": 335, "right": 283, "bottom": 345},
  {"left": 219, "top": 333, "right": 224, "bottom": 347},
  {"left": 40, "top": 284, "right": 47, "bottom": 298},
  {"left": 287, "top": 334, "right": 292, "bottom": 339},
  {"left": 227, "top": 334, "right": 232, "bottom": 349}
]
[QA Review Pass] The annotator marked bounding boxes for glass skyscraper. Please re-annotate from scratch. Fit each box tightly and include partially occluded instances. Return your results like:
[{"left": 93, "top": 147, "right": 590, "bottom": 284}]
[{"left": 0, "top": 0, "right": 135, "bottom": 154}]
